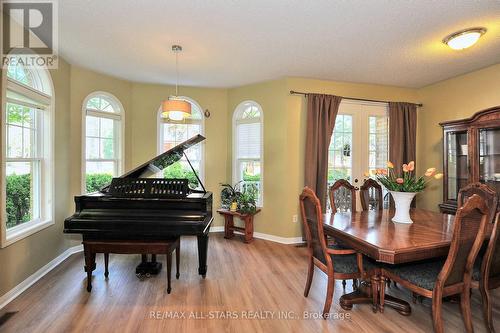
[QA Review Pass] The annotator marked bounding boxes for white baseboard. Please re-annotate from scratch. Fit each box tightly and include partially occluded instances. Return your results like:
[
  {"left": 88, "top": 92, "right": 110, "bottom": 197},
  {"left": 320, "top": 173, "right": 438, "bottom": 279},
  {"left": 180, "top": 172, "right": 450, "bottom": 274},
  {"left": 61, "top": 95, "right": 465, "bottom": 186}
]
[
  {"left": 210, "top": 226, "right": 303, "bottom": 245},
  {"left": 0, "top": 244, "right": 83, "bottom": 310}
]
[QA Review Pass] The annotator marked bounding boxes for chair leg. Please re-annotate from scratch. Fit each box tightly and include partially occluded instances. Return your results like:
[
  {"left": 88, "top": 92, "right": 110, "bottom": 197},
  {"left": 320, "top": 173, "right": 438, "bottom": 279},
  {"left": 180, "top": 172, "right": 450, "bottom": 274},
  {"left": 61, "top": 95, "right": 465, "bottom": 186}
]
[
  {"left": 353, "top": 279, "right": 358, "bottom": 290},
  {"left": 104, "top": 253, "right": 109, "bottom": 278},
  {"left": 322, "top": 274, "right": 335, "bottom": 319},
  {"left": 175, "top": 242, "right": 180, "bottom": 279},
  {"left": 379, "top": 276, "right": 386, "bottom": 313},
  {"left": 371, "top": 275, "right": 380, "bottom": 313},
  {"left": 460, "top": 289, "right": 474, "bottom": 333},
  {"left": 412, "top": 292, "right": 418, "bottom": 304},
  {"left": 432, "top": 295, "right": 444, "bottom": 333},
  {"left": 166, "top": 252, "right": 172, "bottom": 294},
  {"left": 479, "top": 282, "right": 494, "bottom": 333},
  {"left": 304, "top": 257, "right": 314, "bottom": 297},
  {"left": 342, "top": 280, "right": 346, "bottom": 289}
]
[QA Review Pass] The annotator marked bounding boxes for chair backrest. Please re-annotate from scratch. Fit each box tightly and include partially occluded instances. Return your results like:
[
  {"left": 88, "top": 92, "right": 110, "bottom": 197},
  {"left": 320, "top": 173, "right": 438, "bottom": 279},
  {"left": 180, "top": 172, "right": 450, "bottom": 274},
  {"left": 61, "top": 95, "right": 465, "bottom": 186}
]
[
  {"left": 299, "top": 187, "right": 329, "bottom": 265},
  {"left": 457, "top": 182, "right": 498, "bottom": 223},
  {"left": 438, "top": 194, "right": 490, "bottom": 289},
  {"left": 482, "top": 212, "right": 500, "bottom": 289},
  {"left": 360, "top": 178, "right": 383, "bottom": 211},
  {"left": 329, "top": 179, "right": 356, "bottom": 213}
]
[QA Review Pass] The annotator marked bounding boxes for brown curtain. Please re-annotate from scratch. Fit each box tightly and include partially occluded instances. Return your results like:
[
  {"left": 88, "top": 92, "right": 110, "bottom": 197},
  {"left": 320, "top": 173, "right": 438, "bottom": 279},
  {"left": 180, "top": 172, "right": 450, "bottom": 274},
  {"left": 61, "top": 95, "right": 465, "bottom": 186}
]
[
  {"left": 389, "top": 102, "right": 417, "bottom": 171},
  {"left": 389, "top": 102, "right": 417, "bottom": 207},
  {"left": 304, "top": 94, "right": 342, "bottom": 212}
]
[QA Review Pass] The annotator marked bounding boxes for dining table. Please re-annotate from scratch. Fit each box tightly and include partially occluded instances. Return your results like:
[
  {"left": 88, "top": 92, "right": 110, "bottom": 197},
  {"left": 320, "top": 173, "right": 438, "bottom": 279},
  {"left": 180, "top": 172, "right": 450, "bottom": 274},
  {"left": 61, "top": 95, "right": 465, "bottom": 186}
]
[{"left": 322, "top": 208, "right": 490, "bottom": 315}]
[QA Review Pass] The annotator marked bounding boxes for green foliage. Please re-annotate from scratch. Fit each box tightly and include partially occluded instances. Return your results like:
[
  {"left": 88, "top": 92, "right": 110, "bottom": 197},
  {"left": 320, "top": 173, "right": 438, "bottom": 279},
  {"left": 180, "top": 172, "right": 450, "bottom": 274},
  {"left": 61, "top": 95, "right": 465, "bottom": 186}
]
[
  {"left": 243, "top": 172, "right": 260, "bottom": 182},
  {"left": 219, "top": 181, "right": 258, "bottom": 214},
  {"left": 86, "top": 173, "right": 113, "bottom": 193},
  {"left": 163, "top": 161, "right": 199, "bottom": 189},
  {"left": 328, "top": 169, "right": 350, "bottom": 182},
  {"left": 6, "top": 174, "right": 31, "bottom": 229}
]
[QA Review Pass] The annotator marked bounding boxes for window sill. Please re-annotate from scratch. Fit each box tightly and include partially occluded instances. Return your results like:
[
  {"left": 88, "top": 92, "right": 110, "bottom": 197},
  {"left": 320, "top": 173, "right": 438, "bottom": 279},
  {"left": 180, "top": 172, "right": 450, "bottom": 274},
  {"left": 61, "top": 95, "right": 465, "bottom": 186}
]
[{"left": 2, "top": 219, "right": 54, "bottom": 248}]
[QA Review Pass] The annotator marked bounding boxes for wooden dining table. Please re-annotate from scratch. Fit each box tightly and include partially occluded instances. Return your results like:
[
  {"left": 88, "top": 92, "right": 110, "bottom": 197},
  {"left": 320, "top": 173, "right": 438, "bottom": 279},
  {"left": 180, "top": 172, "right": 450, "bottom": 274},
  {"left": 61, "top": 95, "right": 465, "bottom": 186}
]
[{"left": 323, "top": 208, "right": 460, "bottom": 315}]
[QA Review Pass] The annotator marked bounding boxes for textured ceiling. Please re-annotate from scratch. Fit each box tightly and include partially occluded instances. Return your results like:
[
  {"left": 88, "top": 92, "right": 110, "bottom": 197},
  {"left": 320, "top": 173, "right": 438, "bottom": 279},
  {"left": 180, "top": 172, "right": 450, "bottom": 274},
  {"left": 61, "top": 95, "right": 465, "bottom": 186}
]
[{"left": 58, "top": 0, "right": 500, "bottom": 88}]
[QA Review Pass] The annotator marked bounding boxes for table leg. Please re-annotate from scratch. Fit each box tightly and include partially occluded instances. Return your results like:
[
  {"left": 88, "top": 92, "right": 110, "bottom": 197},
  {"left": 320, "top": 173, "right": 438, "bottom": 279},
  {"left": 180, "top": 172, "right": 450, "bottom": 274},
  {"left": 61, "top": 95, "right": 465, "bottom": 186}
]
[
  {"left": 224, "top": 215, "right": 235, "bottom": 239},
  {"left": 244, "top": 216, "right": 254, "bottom": 243},
  {"left": 339, "top": 280, "right": 374, "bottom": 310}
]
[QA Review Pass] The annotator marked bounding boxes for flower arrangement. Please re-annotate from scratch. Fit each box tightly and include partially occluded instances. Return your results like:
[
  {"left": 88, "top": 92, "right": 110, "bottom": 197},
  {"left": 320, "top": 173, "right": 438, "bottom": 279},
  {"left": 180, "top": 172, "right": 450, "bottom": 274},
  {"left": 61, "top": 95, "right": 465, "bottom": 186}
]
[{"left": 365, "top": 161, "right": 443, "bottom": 193}]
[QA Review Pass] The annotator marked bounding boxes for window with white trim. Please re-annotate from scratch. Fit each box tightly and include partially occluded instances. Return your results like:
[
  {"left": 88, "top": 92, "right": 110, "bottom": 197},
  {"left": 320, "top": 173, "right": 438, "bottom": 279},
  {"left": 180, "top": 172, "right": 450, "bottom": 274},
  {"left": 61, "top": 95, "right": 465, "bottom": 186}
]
[
  {"left": 158, "top": 97, "right": 204, "bottom": 190},
  {"left": 233, "top": 101, "right": 263, "bottom": 206},
  {"left": 83, "top": 93, "right": 123, "bottom": 193},
  {"left": 2, "top": 63, "right": 54, "bottom": 244}
]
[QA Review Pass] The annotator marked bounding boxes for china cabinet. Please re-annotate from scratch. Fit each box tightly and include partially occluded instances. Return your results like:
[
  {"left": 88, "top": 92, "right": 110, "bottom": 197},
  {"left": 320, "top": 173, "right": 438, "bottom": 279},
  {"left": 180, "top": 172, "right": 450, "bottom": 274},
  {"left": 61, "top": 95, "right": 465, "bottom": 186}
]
[{"left": 439, "top": 107, "right": 500, "bottom": 214}]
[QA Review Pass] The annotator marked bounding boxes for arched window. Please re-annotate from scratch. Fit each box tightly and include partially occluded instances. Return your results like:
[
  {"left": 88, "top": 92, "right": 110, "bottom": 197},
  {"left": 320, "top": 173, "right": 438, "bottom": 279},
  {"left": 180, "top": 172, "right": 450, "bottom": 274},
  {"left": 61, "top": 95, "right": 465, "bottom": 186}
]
[
  {"left": 2, "top": 62, "right": 54, "bottom": 245},
  {"left": 233, "top": 101, "right": 263, "bottom": 206},
  {"left": 158, "top": 97, "right": 204, "bottom": 189},
  {"left": 82, "top": 92, "right": 124, "bottom": 193}
]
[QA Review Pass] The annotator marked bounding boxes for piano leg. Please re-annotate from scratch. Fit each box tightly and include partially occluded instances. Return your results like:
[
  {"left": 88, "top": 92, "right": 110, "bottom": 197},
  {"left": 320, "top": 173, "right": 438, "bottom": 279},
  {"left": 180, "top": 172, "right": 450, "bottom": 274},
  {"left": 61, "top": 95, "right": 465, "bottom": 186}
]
[
  {"left": 197, "top": 234, "right": 209, "bottom": 278},
  {"left": 83, "top": 245, "right": 96, "bottom": 292}
]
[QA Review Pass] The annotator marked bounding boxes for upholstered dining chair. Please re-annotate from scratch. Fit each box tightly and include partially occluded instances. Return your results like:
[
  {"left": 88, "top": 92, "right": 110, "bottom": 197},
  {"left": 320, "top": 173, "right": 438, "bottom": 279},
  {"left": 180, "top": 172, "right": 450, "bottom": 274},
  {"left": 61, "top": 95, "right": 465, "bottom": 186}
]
[
  {"left": 360, "top": 178, "right": 383, "bottom": 211},
  {"left": 379, "top": 194, "right": 491, "bottom": 333},
  {"left": 299, "top": 187, "right": 376, "bottom": 318},
  {"left": 458, "top": 182, "right": 498, "bottom": 223},
  {"left": 473, "top": 212, "right": 500, "bottom": 333},
  {"left": 329, "top": 179, "right": 357, "bottom": 213}
]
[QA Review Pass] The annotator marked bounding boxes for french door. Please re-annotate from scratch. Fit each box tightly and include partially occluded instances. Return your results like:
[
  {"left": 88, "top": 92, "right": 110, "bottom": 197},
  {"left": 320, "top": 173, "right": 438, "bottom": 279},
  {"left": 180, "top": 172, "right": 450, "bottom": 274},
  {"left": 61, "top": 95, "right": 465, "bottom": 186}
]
[{"left": 327, "top": 100, "right": 389, "bottom": 210}]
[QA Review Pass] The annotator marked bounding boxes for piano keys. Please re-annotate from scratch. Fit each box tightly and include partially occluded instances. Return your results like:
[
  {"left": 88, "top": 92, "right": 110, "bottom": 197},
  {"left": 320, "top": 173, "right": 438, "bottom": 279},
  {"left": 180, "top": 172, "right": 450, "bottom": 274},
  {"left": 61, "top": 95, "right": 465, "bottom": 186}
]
[{"left": 64, "top": 134, "right": 213, "bottom": 278}]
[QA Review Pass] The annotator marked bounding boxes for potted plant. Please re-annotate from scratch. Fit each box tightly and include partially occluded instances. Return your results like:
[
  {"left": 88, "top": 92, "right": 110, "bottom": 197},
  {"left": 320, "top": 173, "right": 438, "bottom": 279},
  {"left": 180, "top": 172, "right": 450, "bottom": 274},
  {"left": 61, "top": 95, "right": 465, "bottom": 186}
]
[
  {"left": 367, "top": 161, "right": 442, "bottom": 223},
  {"left": 220, "top": 182, "right": 258, "bottom": 214}
]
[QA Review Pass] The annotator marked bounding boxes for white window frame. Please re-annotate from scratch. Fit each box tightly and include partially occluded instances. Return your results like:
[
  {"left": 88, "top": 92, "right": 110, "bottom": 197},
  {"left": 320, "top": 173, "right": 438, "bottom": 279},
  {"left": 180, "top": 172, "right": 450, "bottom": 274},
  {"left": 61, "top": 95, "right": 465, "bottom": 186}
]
[
  {"left": 81, "top": 91, "right": 125, "bottom": 193},
  {"left": 1, "top": 68, "right": 55, "bottom": 248},
  {"left": 157, "top": 96, "right": 205, "bottom": 183},
  {"left": 232, "top": 100, "right": 264, "bottom": 207}
]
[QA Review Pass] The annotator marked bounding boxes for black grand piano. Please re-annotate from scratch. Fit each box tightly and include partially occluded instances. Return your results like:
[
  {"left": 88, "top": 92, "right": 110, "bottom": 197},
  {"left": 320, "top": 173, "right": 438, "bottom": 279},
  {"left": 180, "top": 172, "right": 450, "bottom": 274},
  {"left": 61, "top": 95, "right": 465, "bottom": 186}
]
[{"left": 64, "top": 134, "right": 213, "bottom": 278}]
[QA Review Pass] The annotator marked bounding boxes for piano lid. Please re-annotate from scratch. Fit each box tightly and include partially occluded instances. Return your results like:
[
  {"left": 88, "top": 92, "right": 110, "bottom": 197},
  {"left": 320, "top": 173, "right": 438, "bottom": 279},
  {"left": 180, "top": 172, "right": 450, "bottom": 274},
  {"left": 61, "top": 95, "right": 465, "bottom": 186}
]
[{"left": 120, "top": 134, "right": 205, "bottom": 179}]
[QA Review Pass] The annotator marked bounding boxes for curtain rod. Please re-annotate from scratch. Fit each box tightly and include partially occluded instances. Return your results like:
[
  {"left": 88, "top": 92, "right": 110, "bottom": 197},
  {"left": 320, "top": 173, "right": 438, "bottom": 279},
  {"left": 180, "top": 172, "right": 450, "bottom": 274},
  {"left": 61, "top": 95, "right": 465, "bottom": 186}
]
[{"left": 289, "top": 90, "right": 423, "bottom": 107}]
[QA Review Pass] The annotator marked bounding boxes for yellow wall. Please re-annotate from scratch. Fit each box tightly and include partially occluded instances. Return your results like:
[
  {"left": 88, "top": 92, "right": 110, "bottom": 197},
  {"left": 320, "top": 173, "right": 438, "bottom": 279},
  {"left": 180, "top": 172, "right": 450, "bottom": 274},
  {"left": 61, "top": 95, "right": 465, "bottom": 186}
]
[
  {"left": 416, "top": 63, "right": 500, "bottom": 211},
  {"left": 0, "top": 59, "right": 74, "bottom": 296}
]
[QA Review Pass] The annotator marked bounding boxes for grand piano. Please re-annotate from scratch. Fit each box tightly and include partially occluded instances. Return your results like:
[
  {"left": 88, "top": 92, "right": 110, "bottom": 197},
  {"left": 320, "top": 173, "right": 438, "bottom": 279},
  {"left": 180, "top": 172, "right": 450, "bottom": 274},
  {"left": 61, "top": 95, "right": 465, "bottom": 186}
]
[{"left": 64, "top": 134, "right": 213, "bottom": 278}]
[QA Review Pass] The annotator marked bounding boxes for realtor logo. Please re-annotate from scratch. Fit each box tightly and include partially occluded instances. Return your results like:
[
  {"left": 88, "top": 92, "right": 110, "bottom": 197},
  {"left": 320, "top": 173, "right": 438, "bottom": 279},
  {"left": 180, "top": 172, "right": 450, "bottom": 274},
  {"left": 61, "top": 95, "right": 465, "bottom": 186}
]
[{"left": 1, "top": 0, "right": 58, "bottom": 68}]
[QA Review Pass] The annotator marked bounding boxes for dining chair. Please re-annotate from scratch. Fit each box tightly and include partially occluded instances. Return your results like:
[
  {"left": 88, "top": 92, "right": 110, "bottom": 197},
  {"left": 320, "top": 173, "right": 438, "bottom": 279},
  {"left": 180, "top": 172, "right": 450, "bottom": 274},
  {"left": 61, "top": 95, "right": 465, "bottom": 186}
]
[
  {"left": 457, "top": 182, "right": 498, "bottom": 223},
  {"left": 473, "top": 211, "right": 500, "bottom": 333},
  {"left": 379, "top": 194, "right": 490, "bottom": 333},
  {"left": 329, "top": 179, "right": 356, "bottom": 213},
  {"left": 328, "top": 179, "right": 359, "bottom": 289},
  {"left": 299, "top": 187, "right": 375, "bottom": 318},
  {"left": 360, "top": 178, "right": 383, "bottom": 211}
]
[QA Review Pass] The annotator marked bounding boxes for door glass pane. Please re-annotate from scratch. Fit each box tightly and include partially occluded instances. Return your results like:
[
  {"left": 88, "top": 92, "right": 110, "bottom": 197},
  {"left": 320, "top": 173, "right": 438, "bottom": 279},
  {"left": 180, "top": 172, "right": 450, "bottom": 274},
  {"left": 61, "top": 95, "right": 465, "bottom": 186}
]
[
  {"left": 447, "top": 131, "right": 468, "bottom": 200},
  {"left": 368, "top": 115, "right": 389, "bottom": 208},
  {"left": 328, "top": 115, "right": 353, "bottom": 184},
  {"left": 479, "top": 128, "right": 500, "bottom": 194}
]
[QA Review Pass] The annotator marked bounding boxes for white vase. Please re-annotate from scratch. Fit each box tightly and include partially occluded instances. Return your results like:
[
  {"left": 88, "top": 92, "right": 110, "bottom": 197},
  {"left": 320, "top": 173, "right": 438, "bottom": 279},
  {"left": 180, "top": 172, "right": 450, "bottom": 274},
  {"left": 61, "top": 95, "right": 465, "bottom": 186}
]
[{"left": 389, "top": 191, "right": 417, "bottom": 224}]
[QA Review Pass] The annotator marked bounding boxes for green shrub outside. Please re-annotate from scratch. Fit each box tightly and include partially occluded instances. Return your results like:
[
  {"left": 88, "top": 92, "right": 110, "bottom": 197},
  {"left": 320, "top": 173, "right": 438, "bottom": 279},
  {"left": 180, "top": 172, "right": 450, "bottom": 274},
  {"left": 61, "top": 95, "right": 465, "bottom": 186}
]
[
  {"left": 163, "top": 162, "right": 199, "bottom": 189},
  {"left": 6, "top": 173, "right": 31, "bottom": 229},
  {"left": 86, "top": 173, "right": 113, "bottom": 193}
]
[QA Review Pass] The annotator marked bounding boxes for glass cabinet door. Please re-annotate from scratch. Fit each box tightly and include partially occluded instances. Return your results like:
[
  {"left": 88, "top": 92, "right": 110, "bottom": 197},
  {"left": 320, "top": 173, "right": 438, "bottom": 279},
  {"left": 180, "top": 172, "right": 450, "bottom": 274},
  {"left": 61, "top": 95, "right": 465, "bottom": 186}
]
[
  {"left": 446, "top": 131, "right": 468, "bottom": 201},
  {"left": 479, "top": 128, "right": 500, "bottom": 194}
]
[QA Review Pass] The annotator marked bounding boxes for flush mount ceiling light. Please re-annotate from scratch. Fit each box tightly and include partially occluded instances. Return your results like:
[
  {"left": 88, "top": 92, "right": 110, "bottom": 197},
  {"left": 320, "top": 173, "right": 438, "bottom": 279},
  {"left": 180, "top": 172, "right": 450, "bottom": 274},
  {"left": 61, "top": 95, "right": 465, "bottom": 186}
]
[
  {"left": 443, "top": 27, "right": 487, "bottom": 50},
  {"left": 162, "top": 45, "right": 192, "bottom": 121}
]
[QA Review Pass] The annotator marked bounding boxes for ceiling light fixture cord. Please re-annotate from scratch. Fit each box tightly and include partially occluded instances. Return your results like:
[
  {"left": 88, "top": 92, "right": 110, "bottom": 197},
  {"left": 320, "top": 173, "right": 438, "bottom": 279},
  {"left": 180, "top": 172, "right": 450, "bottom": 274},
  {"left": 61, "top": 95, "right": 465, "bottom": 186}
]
[{"left": 175, "top": 49, "right": 179, "bottom": 96}]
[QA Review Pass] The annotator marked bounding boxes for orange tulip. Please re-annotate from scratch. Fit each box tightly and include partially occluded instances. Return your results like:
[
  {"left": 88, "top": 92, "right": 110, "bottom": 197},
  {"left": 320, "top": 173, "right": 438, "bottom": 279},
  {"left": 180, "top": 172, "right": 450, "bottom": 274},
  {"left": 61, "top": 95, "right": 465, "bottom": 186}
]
[
  {"left": 387, "top": 161, "right": 394, "bottom": 169},
  {"left": 396, "top": 178, "right": 404, "bottom": 184},
  {"left": 364, "top": 171, "right": 370, "bottom": 177},
  {"left": 425, "top": 167, "right": 436, "bottom": 177},
  {"left": 434, "top": 173, "right": 443, "bottom": 180},
  {"left": 408, "top": 161, "right": 415, "bottom": 171},
  {"left": 402, "top": 164, "right": 409, "bottom": 172},
  {"left": 370, "top": 169, "right": 376, "bottom": 176},
  {"left": 381, "top": 169, "right": 388, "bottom": 175}
]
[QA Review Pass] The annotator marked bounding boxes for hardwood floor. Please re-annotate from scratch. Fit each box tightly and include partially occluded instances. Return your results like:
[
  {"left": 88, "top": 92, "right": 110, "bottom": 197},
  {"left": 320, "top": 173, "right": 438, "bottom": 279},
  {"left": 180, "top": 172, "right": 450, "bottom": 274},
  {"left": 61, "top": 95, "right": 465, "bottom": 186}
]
[{"left": 1, "top": 233, "right": 499, "bottom": 333}]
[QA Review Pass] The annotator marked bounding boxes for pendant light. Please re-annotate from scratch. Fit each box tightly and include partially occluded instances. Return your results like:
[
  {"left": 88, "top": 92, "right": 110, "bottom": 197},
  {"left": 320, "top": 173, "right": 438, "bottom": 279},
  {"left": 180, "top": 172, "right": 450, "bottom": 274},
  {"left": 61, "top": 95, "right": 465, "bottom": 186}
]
[{"left": 162, "top": 45, "right": 191, "bottom": 120}]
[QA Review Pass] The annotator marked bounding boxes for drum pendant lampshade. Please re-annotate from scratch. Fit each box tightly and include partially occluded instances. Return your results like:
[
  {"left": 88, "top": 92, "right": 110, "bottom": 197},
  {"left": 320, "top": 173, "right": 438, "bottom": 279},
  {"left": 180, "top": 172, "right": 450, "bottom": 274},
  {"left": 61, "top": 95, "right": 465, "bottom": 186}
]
[
  {"left": 162, "top": 98, "right": 192, "bottom": 121},
  {"left": 161, "top": 45, "right": 192, "bottom": 121}
]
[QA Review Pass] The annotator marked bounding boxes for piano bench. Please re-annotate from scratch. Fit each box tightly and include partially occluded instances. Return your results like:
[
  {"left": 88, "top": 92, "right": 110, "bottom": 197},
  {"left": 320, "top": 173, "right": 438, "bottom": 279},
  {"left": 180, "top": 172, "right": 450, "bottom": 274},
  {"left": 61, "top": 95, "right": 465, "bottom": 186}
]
[{"left": 82, "top": 239, "right": 180, "bottom": 293}]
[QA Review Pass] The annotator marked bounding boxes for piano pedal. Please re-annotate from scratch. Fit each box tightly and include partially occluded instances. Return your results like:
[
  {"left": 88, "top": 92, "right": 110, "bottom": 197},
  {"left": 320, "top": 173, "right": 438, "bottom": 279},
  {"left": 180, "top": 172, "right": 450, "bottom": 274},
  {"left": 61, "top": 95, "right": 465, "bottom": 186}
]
[{"left": 135, "top": 261, "right": 162, "bottom": 276}]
